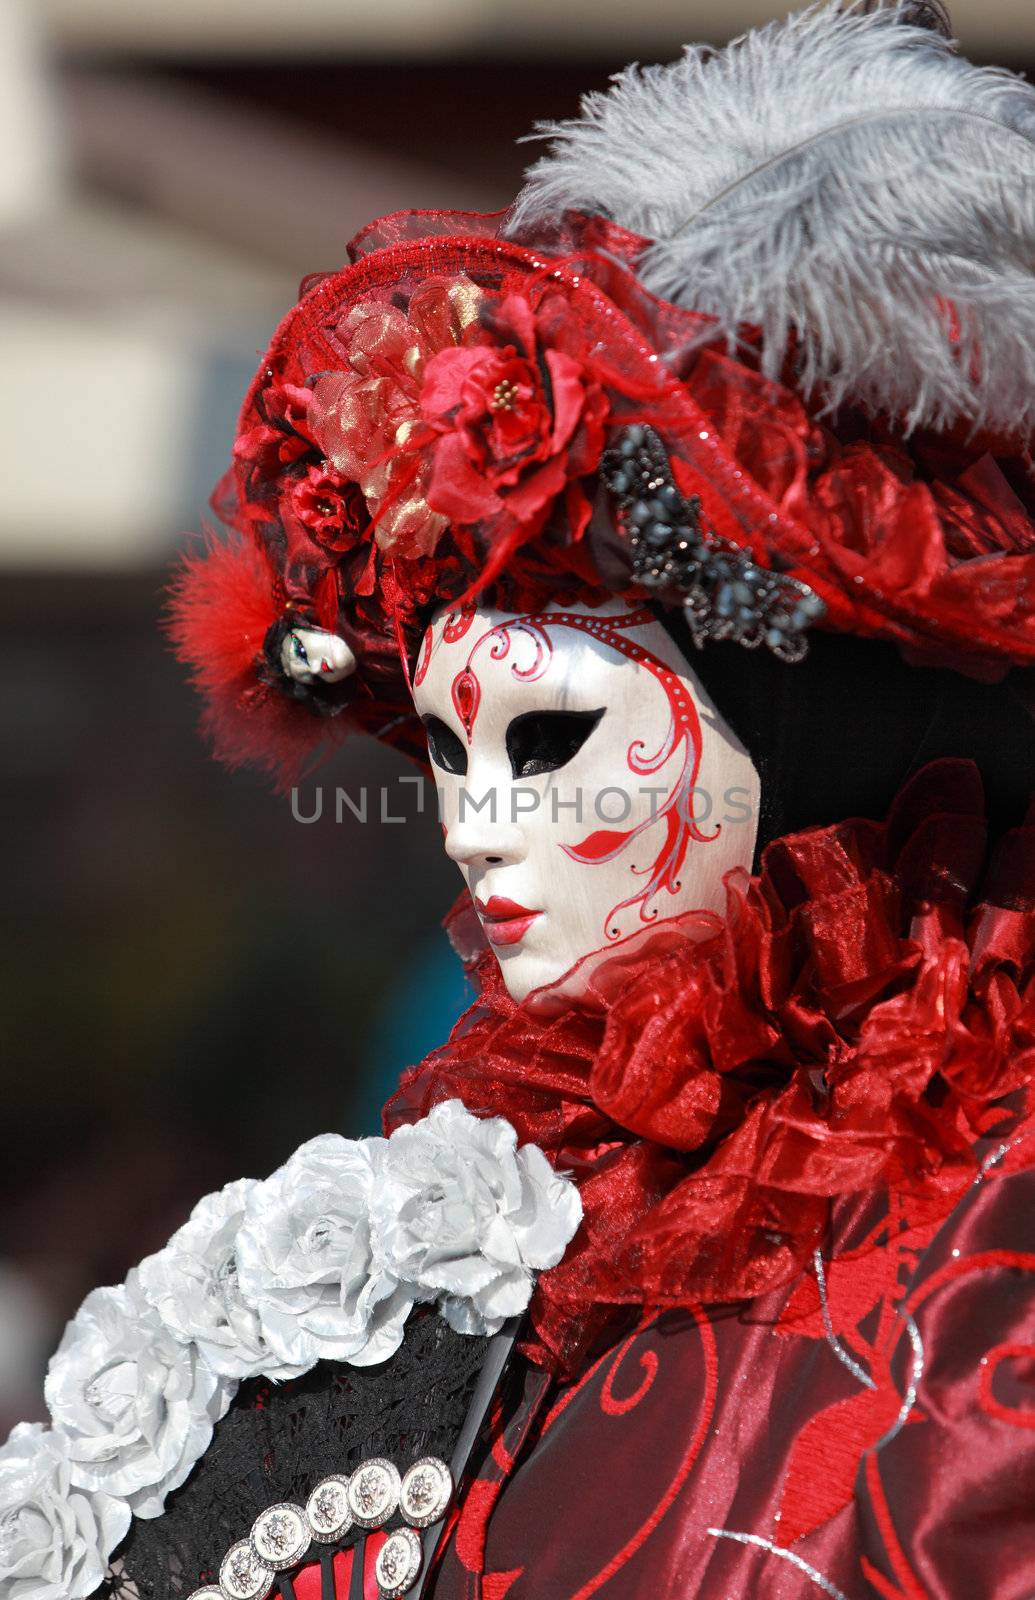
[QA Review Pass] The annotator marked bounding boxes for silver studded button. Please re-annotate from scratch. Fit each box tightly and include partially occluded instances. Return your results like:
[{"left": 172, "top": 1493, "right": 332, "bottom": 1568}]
[
  {"left": 374, "top": 1527, "right": 423, "bottom": 1598},
  {"left": 306, "top": 1474, "right": 353, "bottom": 1543},
  {"left": 347, "top": 1457, "right": 401, "bottom": 1530},
  {"left": 399, "top": 1457, "right": 452, "bottom": 1529},
  {"left": 186, "top": 1589, "right": 224, "bottom": 1600},
  {"left": 251, "top": 1502, "right": 311, "bottom": 1571},
  {"left": 219, "top": 1539, "right": 274, "bottom": 1600}
]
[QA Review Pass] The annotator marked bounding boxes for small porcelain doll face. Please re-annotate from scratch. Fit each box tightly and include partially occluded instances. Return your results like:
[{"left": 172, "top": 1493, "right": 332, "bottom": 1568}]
[
  {"left": 281, "top": 626, "right": 355, "bottom": 685},
  {"left": 412, "top": 598, "right": 761, "bottom": 1002}
]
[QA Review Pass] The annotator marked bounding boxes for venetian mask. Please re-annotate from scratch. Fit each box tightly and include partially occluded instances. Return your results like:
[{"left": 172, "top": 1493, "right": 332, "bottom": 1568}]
[
  {"left": 280, "top": 627, "right": 356, "bottom": 685},
  {"left": 411, "top": 598, "right": 761, "bottom": 1002}
]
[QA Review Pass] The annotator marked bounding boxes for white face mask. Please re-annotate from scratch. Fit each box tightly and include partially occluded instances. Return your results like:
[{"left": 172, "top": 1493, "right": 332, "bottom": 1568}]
[{"left": 411, "top": 598, "right": 761, "bottom": 1003}]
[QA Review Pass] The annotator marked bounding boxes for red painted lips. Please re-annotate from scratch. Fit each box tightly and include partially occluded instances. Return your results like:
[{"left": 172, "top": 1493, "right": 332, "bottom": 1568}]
[{"left": 476, "top": 895, "right": 543, "bottom": 947}]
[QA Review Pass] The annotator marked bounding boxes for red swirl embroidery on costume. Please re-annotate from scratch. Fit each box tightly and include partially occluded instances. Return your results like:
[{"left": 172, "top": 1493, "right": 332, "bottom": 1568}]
[
  {"left": 599, "top": 1333, "right": 659, "bottom": 1416},
  {"left": 455, "top": 1479, "right": 503, "bottom": 1574},
  {"left": 775, "top": 1351, "right": 911, "bottom": 1547},
  {"left": 904, "top": 1249, "right": 1035, "bottom": 1320},
  {"left": 483, "top": 1574, "right": 521, "bottom": 1600},
  {"left": 853, "top": 1243, "right": 1035, "bottom": 1599},
  {"left": 861, "top": 1451, "right": 929, "bottom": 1600},
  {"left": 539, "top": 1338, "right": 617, "bottom": 1438},
  {"left": 567, "top": 1308, "right": 718, "bottom": 1600},
  {"left": 455, "top": 1370, "right": 552, "bottom": 1580},
  {"left": 978, "top": 1341, "right": 1035, "bottom": 1429}
]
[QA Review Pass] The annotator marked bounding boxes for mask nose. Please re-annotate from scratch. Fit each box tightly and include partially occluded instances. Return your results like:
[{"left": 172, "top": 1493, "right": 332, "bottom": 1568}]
[{"left": 443, "top": 793, "right": 528, "bottom": 871}]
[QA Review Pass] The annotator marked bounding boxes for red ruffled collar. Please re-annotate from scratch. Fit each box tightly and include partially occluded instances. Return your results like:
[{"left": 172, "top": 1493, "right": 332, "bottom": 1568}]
[{"left": 384, "top": 760, "right": 1035, "bottom": 1374}]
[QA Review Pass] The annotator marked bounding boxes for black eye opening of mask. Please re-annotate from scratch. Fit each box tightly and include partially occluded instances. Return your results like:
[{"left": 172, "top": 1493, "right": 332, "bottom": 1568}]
[{"left": 506, "top": 708, "right": 605, "bottom": 779}]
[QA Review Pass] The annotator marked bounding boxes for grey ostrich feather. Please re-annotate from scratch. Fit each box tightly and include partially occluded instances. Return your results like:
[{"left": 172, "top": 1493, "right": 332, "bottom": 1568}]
[{"left": 509, "top": 3, "right": 1035, "bottom": 434}]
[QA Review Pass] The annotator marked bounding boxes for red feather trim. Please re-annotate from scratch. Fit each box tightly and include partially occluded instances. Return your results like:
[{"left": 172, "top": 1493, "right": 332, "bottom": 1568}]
[
  {"left": 197, "top": 679, "right": 347, "bottom": 792},
  {"left": 165, "top": 532, "right": 342, "bottom": 790},
  {"left": 166, "top": 530, "right": 277, "bottom": 695}
]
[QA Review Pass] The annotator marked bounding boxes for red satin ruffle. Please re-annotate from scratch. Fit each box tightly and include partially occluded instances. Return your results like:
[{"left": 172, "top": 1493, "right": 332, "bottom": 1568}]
[{"left": 385, "top": 760, "right": 1035, "bottom": 1374}]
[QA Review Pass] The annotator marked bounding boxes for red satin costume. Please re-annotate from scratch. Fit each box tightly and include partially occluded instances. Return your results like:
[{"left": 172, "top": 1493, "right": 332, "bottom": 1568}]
[{"left": 278, "top": 764, "right": 1035, "bottom": 1600}]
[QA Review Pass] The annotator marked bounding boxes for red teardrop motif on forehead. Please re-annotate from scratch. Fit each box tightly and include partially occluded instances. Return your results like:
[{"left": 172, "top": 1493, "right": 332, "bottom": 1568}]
[{"left": 451, "top": 668, "right": 480, "bottom": 739}]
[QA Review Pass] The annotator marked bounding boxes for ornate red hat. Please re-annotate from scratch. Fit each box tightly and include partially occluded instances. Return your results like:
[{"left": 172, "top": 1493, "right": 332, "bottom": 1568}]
[{"left": 169, "top": 4, "right": 1035, "bottom": 785}]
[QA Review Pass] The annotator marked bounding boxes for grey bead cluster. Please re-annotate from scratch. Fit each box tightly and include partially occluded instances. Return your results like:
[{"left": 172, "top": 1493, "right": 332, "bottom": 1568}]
[{"left": 601, "top": 425, "right": 825, "bottom": 663}]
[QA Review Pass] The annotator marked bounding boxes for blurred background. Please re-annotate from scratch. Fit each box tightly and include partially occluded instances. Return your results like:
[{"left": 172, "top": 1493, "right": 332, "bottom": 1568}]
[{"left": 2, "top": 0, "right": 1032, "bottom": 1428}]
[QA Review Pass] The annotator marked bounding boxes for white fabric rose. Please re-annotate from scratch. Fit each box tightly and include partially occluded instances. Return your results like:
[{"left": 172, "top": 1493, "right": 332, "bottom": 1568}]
[
  {"left": 373, "top": 1100, "right": 583, "bottom": 1335},
  {"left": 0, "top": 1424, "right": 128, "bottom": 1600},
  {"left": 138, "top": 1178, "right": 305, "bottom": 1382},
  {"left": 21, "top": 1109, "right": 580, "bottom": 1579},
  {"left": 43, "top": 1272, "right": 232, "bottom": 1520},
  {"left": 235, "top": 1134, "right": 412, "bottom": 1369}
]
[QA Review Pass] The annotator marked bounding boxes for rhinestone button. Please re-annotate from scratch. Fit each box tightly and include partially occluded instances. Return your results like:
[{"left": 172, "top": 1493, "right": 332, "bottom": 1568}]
[
  {"left": 347, "top": 1457, "right": 401, "bottom": 1529},
  {"left": 251, "top": 1502, "right": 311, "bottom": 1571},
  {"left": 374, "top": 1526, "right": 423, "bottom": 1598},
  {"left": 399, "top": 1457, "right": 452, "bottom": 1529},
  {"left": 306, "top": 1474, "right": 353, "bottom": 1543},
  {"left": 219, "top": 1539, "right": 274, "bottom": 1600}
]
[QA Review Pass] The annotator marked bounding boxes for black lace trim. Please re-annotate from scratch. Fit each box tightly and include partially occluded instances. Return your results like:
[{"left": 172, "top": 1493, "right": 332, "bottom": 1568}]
[{"left": 98, "top": 1309, "right": 491, "bottom": 1600}]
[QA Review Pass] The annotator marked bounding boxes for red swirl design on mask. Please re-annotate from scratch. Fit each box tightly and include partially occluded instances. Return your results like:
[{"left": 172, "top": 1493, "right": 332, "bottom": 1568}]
[
  {"left": 413, "top": 604, "right": 476, "bottom": 690},
  {"left": 440, "top": 607, "right": 717, "bottom": 929},
  {"left": 443, "top": 603, "right": 477, "bottom": 643},
  {"left": 413, "top": 624, "right": 434, "bottom": 688},
  {"left": 546, "top": 609, "right": 718, "bottom": 938},
  {"left": 448, "top": 616, "right": 553, "bottom": 740}
]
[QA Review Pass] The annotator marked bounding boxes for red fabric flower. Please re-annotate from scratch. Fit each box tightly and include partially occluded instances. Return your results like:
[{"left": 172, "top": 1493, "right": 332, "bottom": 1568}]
[
  {"left": 308, "top": 280, "right": 487, "bottom": 558},
  {"left": 234, "top": 381, "right": 318, "bottom": 480},
  {"left": 286, "top": 465, "right": 370, "bottom": 553},
  {"left": 421, "top": 293, "right": 609, "bottom": 535},
  {"left": 384, "top": 760, "right": 1035, "bottom": 1373}
]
